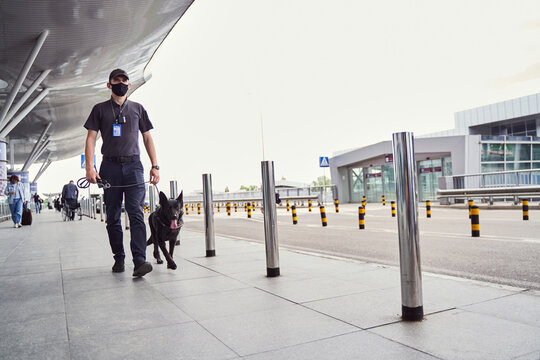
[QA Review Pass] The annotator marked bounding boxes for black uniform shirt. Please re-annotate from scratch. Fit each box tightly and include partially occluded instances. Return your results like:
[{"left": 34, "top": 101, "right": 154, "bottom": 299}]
[{"left": 84, "top": 98, "right": 153, "bottom": 157}]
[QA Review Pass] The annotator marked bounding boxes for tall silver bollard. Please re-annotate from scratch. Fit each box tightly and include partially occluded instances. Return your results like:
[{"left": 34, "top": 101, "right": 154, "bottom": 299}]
[
  {"left": 149, "top": 185, "right": 156, "bottom": 213},
  {"left": 392, "top": 132, "right": 423, "bottom": 321},
  {"left": 202, "top": 174, "right": 215, "bottom": 257},
  {"left": 100, "top": 194, "right": 104, "bottom": 222},
  {"left": 261, "top": 161, "right": 280, "bottom": 277},
  {"left": 170, "top": 180, "right": 178, "bottom": 199}
]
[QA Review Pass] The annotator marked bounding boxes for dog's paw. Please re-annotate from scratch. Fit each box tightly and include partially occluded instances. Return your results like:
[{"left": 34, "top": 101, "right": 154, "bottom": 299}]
[
  {"left": 167, "top": 262, "right": 177, "bottom": 270},
  {"left": 156, "top": 259, "right": 164, "bottom": 264}
]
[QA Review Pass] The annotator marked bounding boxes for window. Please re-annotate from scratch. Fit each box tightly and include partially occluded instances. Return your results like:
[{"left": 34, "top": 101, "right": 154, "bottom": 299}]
[
  {"left": 533, "top": 144, "right": 540, "bottom": 161},
  {"left": 481, "top": 143, "right": 504, "bottom": 162},
  {"left": 505, "top": 163, "right": 530, "bottom": 171},
  {"left": 481, "top": 163, "right": 504, "bottom": 172},
  {"left": 506, "top": 144, "right": 530, "bottom": 161}
]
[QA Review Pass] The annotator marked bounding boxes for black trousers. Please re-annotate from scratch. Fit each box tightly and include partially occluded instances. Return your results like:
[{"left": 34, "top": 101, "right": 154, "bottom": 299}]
[{"left": 100, "top": 160, "right": 146, "bottom": 265}]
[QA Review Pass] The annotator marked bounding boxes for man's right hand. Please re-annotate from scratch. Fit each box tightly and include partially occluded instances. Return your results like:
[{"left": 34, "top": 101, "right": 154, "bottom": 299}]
[{"left": 86, "top": 168, "right": 101, "bottom": 184}]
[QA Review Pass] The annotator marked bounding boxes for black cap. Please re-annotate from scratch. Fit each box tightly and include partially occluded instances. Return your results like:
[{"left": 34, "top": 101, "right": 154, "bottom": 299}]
[{"left": 109, "top": 69, "right": 129, "bottom": 83}]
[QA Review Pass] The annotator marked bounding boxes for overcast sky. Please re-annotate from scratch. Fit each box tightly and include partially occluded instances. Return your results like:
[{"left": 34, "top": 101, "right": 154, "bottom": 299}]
[{"left": 33, "top": 0, "right": 540, "bottom": 196}]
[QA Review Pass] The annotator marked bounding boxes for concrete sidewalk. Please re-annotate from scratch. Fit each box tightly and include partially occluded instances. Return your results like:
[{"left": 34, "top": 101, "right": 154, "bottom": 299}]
[{"left": 0, "top": 211, "right": 539, "bottom": 359}]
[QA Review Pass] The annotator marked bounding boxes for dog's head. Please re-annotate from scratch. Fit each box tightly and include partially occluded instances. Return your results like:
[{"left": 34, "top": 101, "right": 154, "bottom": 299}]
[{"left": 158, "top": 191, "right": 184, "bottom": 230}]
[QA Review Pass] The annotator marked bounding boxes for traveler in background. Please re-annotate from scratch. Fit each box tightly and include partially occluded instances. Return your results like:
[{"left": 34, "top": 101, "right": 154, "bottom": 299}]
[
  {"left": 4, "top": 175, "right": 28, "bottom": 228},
  {"left": 61, "top": 180, "right": 79, "bottom": 220},
  {"left": 33, "top": 193, "right": 42, "bottom": 213}
]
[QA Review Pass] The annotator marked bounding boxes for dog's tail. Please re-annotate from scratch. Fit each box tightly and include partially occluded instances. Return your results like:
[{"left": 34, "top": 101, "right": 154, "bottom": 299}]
[{"left": 147, "top": 236, "right": 153, "bottom": 246}]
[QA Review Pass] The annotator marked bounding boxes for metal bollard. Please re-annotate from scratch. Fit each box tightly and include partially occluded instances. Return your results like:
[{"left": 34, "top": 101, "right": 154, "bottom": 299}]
[
  {"left": 261, "top": 160, "right": 280, "bottom": 277},
  {"left": 170, "top": 180, "right": 178, "bottom": 199},
  {"left": 286, "top": 200, "right": 290, "bottom": 212},
  {"left": 359, "top": 206, "right": 365, "bottom": 229},
  {"left": 308, "top": 200, "right": 312, "bottom": 212},
  {"left": 392, "top": 131, "right": 423, "bottom": 321},
  {"left": 202, "top": 174, "right": 215, "bottom": 257},
  {"left": 227, "top": 202, "right": 231, "bottom": 216},
  {"left": 382, "top": 195, "right": 386, "bottom": 206},
  {"left": 523, "top": 200, "right": 529, "bottom": 220},
  {"left": 100, "top": 195, "right": 104, "bottom": 222},
  {"left": 124, "top": 207, "right": 129, "bottom": 230},
  {"left": 197, "top": 203, "right": 201, "bottom": 215},
  {"left": 362, "top": 195, "right": 366, "bottom": 208},
  {"left": 234, "top": 203, "right": 237, "bottom": 212},
  {"left": 426, "top": 201, "right": 431, "bottom": 218},
  {"left": 471, "top": 205, "right": 480, "bottom": 237},
  {"left": 334, "top": 199, "right": 339, "bottom": 213},
  {"left": 319, "top": 206, "right": 327, "bottom": 227},
  {"left": 291, "top": 205, "right": 298, "bottom": 224},
  {"left": 247, "top": 203, "right": 252, "bottom": 218},
  {"left": 149, "top": 185, "right": 156, "bottom": 213},
  {"left": 391, "top": 201, "right": 396, "bottom": 217},
  {"left": 468, "top": 199, "right": 474, "bottom": 219}
]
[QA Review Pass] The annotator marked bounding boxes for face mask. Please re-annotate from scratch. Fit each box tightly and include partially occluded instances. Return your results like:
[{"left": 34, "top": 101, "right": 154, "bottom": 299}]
[
  {"left": 10, "top": 181, "right": 16, "bottom": 184},
  {"left": 111, "top": 82, "right": 129, "bottom": 96}
]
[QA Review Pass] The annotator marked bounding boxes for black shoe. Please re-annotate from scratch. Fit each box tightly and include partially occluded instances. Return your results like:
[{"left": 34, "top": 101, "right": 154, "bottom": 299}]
[
  {"left": 112, "top": 259, "right": 125, "bottom": 273},
  {"left": 133, "top": 261, "right": 153, "bottom": 277}
]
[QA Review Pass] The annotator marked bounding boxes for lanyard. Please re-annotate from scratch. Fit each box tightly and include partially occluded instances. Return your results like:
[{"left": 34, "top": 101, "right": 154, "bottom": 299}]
[{"left": 110, "top": 98, "right": 128, "bottom": 124}]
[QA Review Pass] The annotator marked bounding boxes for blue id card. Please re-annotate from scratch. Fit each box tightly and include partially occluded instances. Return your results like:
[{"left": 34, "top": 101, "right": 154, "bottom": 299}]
[{"left": 112, "top": 124, "right": 121, "bottom": 137}]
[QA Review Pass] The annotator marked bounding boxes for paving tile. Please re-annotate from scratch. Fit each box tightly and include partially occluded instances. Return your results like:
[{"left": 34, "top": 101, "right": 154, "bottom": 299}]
[
  {"left": 460, "top": 291, "right": 540, "bottom": 328},
  {"left": 150, "top": 275, "right": 250, "bottom": 299},
  {"left": 199, "top": 304, "right": 358, "bottom": 356},
  {"left": 70, "top": 322, "right": 239, "bottom": 360},
  {"left": 0, "top": 271, "right": 63, "bottom": 302},
  {"left": 171, "top": 287, "right": 292, "bottom": 321},
  {"left": 243, "top": 330, "right": 438, "bottom": 360},
  {"left": 143, "top": 258, "right": 220, "bottom": 284},
  {"left": 371, "top": 309, "right": 540, "bottom": 360},
  {"left": 304, "top": 287, "right": 403, "bottom": 329},
  {"left": 0, "top": 293, "right": 65, "bottom": 325},
  {"left": 0, "top": 313, "right": 67, "bottom": 353},
  {"left": 65, "top": 286, "right": 192, "bottom": 339},
  {"left": 0, "top": 340, "right": 70, "bottom": 360}
]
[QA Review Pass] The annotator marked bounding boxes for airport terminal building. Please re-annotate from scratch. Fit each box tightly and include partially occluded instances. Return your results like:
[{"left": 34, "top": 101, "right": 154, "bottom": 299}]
[{"left": 330, "top": 93, "right": 540, "bottom": 203}]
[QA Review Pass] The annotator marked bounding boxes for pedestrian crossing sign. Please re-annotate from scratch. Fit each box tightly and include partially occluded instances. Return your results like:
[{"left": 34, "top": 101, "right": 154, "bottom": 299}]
[{"left": 319, "top": 156, "right": 329, "bottom": 167}]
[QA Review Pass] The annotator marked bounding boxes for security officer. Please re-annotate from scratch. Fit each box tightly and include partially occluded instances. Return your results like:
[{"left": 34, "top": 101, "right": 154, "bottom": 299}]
[{"left": 84, "top": 69, "right": 159, "bottom": 277}]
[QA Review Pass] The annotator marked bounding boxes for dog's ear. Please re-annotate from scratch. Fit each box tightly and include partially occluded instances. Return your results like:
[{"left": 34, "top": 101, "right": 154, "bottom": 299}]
[
  {"left": 159, "top": 191, "right": 168, "bottom": 207},
  {"left": 176, "top": 191, "right": 183, "bottom": 205}
]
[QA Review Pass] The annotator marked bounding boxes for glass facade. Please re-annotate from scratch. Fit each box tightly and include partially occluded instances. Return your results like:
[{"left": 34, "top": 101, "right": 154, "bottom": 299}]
[
  {"left": 481, "top": 137, "right": 540, "bottom": 173},
  {"left": 365, "top": 166, "right": 383, "bottom": 203},
  {"left": 418, "top": 159, "right": 442, "bottom": 201},
  {"left": 349, "top": 167, "right": 364, "bottom": 202}
]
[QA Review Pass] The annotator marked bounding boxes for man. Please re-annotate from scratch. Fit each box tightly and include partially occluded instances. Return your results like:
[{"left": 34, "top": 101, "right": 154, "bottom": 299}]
[
  {"left": 84, "top": 69, "right": 159, "bottom": 277},
  {"left": 33, "top": 193, "right": 41, "bottom": 213},
  {"left": 61, "top": 180, "right": 79, "bottom": 220}
]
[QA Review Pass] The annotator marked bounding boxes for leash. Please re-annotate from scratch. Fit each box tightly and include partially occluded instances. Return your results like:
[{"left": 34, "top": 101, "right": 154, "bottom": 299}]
[{"left": 77, "top": 177, "right": 153, "bottom": 190}]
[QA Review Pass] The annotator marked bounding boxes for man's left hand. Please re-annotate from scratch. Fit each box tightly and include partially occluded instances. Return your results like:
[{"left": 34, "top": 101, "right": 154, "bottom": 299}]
[{"left": 150, "top": 168, "right": 160, "bottom": 185}]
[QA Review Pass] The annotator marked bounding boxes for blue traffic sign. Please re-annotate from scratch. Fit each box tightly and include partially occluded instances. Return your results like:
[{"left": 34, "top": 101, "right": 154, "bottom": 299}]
[
  {"left": 319, "top": 156, "right": 329, "bottom": 167},
  {"left": 81, "top": 154, "right": 96, "bottom": 169}
]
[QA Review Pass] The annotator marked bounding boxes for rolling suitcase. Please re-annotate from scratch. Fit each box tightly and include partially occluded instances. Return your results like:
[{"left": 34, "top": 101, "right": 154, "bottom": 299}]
[{"left": 21, "top": 208, "right": 32, "bottom": 226}]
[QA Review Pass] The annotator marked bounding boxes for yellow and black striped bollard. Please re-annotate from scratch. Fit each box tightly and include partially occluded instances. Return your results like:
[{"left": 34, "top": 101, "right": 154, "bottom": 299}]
[
  {"left": 191, "top": 204, "right": 194, "bottom": 212},
  {"left": 291, "top": 205, "right": 298, "bottom": 224},
  {"left": 426, "top": 200, "right": 431, "bottom": 218},
  {"left": 244, "top": 203, "right": 247, "bottom": 212},
  {"left": 247, "top": 203, "right": 252, "bottom": 218},
  {"left": 391, "top": 201, "right": 395, "bottom": 217},
  {"left": 382, "top": 195, "right": 385, "bottom": 206},
  {"left": 523, "top": 200, "right": 529, "bottom": 220},
  {"left": 308, "top": 200, "right": 312, "bottom": 212},
  {"left": 197, "top": 203, "right": 201, "bottom": 215},
  {"left": 471, "top": 205, "right": 479, "bottom": 237},
  {"left": 334, "top": 199, "right": 339, "bottom": 213},
  {"left": 252, "top": 202, "right": 256, "bottom": 211},
  {"left": 234, "top": 203, "right": 237, "bottom": 212},
  {"left": 468, "top": 199, "right": 474, "bottom": 219},
  {"left": 319, "top": 206, "right": 327, "bottom": 227},
  {"left": 217, "top": 203, "right": 220, "bottom": 212},
  {"left": 185, "top": 204, "right": 189, "bottom": 215},
  {"left": 227, "top": 202, "right": 231, "bottom": 216},
  {"left": 362, "top": 195, "right": 366, "bottom": 208},
  {"left": 359, "top": 206, "right": 365, "bottom": 229},
  {"left": 286, "top": 200, "right": 290, "bottom": 212}
]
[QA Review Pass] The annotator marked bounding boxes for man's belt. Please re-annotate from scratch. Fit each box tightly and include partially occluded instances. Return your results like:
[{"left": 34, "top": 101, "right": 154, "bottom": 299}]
[{"left": 103, "top": 155, "right": 140, "bottom": 163}]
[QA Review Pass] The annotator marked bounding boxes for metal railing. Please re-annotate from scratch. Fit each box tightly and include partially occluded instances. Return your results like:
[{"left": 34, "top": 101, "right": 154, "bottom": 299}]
[
  {"left": 183, "top": 185, "right": 336, "bottom": 205},
  {"left": 452, "top": 169, "right": 540, "bottom": 189}
]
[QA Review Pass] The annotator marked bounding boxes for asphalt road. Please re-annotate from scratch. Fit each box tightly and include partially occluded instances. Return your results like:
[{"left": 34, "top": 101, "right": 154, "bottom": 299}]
[{"left": 182, "top": 203, "right": 540, "bottom": 290}]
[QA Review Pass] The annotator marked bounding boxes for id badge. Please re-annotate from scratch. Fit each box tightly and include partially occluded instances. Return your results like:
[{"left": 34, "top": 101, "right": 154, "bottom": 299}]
[{"left": 112, "top": 124, "right": 121, "bottom": 137}]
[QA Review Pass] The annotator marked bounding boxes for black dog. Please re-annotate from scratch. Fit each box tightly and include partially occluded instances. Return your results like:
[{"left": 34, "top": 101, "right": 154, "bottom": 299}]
[{"left": 147, "top": 191, "right": 183, "bottom": 270}]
